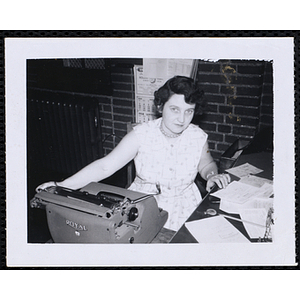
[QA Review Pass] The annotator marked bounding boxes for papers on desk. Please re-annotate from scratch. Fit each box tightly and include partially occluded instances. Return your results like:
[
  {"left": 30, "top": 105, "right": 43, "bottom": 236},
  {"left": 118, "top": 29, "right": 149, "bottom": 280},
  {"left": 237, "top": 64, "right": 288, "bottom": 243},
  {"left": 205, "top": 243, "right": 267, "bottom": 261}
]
[
  {"left": 239, "top": 174, "right": 273, "bottom": 188},
  {"left": 210, "top": 167, "right": 274, "bottom": 240},
  {"left": 219, "top": 195, "right": 273, "bottom": 214},
  {"left": 238, "top": 208, "right": 268, "bottom": 239},
  {"left": 220, "top": 162, "right": 274, "bottom": 213},
  {"left": 185, "top": 216, "right": 250, "bottom": 243},
  {"left": 212, "top": 181, "right": 273, "bottom": 208},
  {"left": 226, "top": 162, "right": 263, "bottom": 178}
]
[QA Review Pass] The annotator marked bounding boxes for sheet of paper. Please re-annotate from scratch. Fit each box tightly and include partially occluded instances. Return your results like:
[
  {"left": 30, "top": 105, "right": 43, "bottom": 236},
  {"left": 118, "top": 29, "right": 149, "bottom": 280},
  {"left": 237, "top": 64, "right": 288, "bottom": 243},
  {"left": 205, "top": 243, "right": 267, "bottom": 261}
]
[
  {"left": 219, "top": 196, "right": 274, "bottom": 214},
  {"left": 226, "top": 163, "right": 263, "bottom": 178},
  {"left": 143, "top": 58, "right": 169, "bottom": 78},
  {"left": 239, "top": 175, "right": 273, "bottom": 188},
  {"left": 166, "top": 59, "right": 194, "bottom": 77},
  {"left": 212, "top": 181, "right": 262, "bottom": 204},
  {"left": 213, "top": 181, "right": 273, "bottom": 214},
  {"left": 255, "top": 182, "right": 273, "bottom": 198},
  {"left": 239, "top": 208, "right": 268, "bottom": 239},
  {"left": 143, "top": 58, "right": 194, "bottom": 78},
  {"left": 185, "top": 216, "right": 250, "bottom": 243},
  {"left": 134, "top": 65, "right": 166, "bottom": 96},
  {"left": 135, "top": 95, "right": 157, "bottom": 122}
]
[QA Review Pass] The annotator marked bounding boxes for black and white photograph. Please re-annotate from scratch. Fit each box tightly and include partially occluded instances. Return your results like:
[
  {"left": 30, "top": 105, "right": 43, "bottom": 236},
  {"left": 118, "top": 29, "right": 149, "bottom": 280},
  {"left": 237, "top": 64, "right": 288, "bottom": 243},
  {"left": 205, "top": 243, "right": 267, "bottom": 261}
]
[{"left": 5, "top": 37, "right": 296, "bottom": 267}]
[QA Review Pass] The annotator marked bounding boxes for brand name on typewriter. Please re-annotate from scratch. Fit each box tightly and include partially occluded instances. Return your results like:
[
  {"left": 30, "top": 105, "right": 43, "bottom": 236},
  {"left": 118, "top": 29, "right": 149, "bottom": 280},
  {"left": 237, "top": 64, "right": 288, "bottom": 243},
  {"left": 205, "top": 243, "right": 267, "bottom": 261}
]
[{"left": 66, "top": 219, "right": 88, "bottom": 231}]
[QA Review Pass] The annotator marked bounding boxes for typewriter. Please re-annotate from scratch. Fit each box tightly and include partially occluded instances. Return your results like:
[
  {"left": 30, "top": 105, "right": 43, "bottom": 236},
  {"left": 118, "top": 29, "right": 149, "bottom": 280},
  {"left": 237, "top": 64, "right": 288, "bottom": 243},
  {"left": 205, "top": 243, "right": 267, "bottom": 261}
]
[{"left": 30, "top": 182, "right": 168, "bottom": 244}]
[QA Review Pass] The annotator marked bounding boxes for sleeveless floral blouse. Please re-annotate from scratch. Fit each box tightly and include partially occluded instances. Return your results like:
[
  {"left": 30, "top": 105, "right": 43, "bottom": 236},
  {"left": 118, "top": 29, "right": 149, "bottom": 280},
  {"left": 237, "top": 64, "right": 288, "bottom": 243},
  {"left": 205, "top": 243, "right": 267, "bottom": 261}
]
[{"left": 128, "top": 118, "right": 208, "bottom": 231}]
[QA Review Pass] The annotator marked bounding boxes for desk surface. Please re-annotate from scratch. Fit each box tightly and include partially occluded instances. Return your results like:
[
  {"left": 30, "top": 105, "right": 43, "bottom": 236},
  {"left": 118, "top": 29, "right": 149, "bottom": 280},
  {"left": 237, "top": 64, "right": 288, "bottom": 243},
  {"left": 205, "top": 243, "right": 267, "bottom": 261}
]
[
  {"left": 168, "top": 150, "right": 273, "bottom": 244},
  {"left": 235, "top": 151, "right": 273, "bottom": 180}
]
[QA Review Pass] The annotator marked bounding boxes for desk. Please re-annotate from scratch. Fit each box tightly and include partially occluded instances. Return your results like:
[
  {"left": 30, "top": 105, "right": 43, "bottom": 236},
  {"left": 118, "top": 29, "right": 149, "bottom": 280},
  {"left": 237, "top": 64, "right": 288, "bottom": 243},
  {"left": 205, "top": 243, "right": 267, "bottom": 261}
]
[
  {"left": 30, "top": 150, "right": 273, "bottom": 244},
  {"left": 169, "top": 150, "right": 273, "bottom": 244}
]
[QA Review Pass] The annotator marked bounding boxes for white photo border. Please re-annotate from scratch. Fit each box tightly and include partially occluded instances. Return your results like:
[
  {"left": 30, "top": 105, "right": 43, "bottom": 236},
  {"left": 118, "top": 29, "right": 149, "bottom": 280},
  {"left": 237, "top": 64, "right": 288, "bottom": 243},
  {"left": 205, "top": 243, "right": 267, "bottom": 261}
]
[{"left": 5, "top": 37, "right": 296, "bottom": 267}]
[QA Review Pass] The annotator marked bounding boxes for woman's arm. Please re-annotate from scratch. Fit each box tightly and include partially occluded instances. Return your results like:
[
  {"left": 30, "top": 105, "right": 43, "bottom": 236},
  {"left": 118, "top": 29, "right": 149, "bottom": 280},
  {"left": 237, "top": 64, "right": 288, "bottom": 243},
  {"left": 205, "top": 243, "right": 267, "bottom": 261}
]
[
  {"left": 36, "top": 130, "right": 139, "bottom": 191},
  {"left": 198, "top": 141, "right": 231, "bottom": 191}
]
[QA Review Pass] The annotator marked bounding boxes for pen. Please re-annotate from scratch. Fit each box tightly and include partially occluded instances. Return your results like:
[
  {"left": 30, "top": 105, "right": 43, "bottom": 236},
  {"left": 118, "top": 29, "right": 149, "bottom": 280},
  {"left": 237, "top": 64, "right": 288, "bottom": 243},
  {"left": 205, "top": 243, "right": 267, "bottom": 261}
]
[
  {"left": 204, "top": 208, "right": 265, "bottom": 228},
  {"left": 220, "top": 214, "right": 265, "bottom": 228}
]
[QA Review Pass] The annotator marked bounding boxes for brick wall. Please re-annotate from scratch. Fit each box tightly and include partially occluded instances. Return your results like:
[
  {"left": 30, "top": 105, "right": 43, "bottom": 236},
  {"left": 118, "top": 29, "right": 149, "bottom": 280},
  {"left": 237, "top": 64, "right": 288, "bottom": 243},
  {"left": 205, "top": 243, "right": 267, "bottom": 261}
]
[
  {"left": 259, "top": 61, "right": 274, "bottom": 129},
  {"left": 98, "top": 64, "right": 136, "bottom": 155},
  {"left": 193, "top": 59, "right": 273, "bottom": 159},
  {"left": 28, "top": 58, "right": 273, "bottom": 161},
  {"left": 99, "top": 59, "right": 273, "bottom": 161}
]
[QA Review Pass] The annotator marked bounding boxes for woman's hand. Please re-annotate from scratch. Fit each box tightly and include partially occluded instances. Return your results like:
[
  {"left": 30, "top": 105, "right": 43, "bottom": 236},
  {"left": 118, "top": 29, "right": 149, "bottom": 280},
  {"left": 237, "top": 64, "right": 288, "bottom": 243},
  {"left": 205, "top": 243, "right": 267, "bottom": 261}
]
[
  {"left": 206, "top": 173, "right": 231, "bottom": 192},
  {"left": 35, "top": 181, "right": 59, "bottom": 192}
]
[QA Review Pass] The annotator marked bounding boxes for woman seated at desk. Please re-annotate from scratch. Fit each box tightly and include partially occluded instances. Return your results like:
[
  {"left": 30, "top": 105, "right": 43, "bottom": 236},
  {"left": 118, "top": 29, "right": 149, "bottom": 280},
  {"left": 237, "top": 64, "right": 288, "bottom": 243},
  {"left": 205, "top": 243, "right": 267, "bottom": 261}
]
[{"left": 37, "top": 76, "right": 231, "bottom": 231}]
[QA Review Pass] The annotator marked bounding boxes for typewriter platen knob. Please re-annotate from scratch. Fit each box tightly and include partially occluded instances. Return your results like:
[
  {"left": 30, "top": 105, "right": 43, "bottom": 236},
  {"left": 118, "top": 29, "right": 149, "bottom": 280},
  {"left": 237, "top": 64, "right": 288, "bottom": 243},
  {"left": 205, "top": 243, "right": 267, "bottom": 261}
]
[{"left": 128, "top": 207, "right": 139, "bottom": 222}]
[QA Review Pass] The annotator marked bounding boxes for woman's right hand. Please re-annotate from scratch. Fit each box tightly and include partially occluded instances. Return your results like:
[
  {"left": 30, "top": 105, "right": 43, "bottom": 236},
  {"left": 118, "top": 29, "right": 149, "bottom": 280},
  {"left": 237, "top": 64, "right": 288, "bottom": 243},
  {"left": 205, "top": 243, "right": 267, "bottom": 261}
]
[
  {"left": 35, "top": 181, "right": 59, "bottom": 193},
  {"left": 206, "top": 173, "right": 231, "bottom": 192}
]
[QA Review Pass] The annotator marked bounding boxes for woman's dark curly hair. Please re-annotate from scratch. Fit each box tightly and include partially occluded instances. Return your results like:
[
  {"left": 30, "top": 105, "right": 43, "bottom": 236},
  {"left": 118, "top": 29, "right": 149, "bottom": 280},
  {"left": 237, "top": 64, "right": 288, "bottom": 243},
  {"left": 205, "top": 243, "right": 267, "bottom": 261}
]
[{"left": 154, "top": 76, "right": 206, "bottom": 115}]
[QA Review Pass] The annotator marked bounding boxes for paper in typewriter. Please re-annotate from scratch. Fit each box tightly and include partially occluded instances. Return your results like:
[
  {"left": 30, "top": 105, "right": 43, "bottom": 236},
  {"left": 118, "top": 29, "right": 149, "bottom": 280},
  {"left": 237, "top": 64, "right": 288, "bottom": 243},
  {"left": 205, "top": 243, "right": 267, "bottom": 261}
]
[{"left": 185, "top": 216, "right": 250, "bottom": 243}]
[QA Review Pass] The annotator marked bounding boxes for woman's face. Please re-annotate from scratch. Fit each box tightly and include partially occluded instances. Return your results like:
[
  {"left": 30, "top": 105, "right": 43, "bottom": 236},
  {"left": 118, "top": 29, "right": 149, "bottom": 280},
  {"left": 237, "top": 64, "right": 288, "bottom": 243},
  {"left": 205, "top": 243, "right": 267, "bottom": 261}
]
[{"left": 161, "top": 94, "right": 195, "bottom": 135}]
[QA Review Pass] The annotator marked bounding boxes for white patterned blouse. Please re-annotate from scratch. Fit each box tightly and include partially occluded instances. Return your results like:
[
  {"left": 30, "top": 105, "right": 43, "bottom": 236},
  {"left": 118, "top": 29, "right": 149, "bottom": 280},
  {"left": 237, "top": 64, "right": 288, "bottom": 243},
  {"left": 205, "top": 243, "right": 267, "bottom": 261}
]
[{"left": 128, "top": 117, "right": 208, "bottom": 231}]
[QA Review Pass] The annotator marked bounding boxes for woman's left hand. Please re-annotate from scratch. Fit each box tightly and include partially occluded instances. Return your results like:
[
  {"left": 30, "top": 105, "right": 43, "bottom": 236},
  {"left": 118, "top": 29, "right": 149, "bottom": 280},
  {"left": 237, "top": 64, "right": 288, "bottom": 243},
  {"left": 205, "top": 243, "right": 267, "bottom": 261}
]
[{"left": 206, "top": 173, "right": 231, "bottom": 192}]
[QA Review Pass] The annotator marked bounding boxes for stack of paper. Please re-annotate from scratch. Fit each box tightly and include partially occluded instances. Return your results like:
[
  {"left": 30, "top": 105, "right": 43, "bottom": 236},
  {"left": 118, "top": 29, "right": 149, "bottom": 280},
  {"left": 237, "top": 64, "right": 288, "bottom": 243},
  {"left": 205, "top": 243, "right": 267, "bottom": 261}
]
[
  {"left": 212, "top": 180, "right": 273, "bottom": 213},
  {"left": 239, "top": 174, "right": 273, "bottom": 188},
  {"left": 209, "top": 163, "right": 274, "bottom": 239}
]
